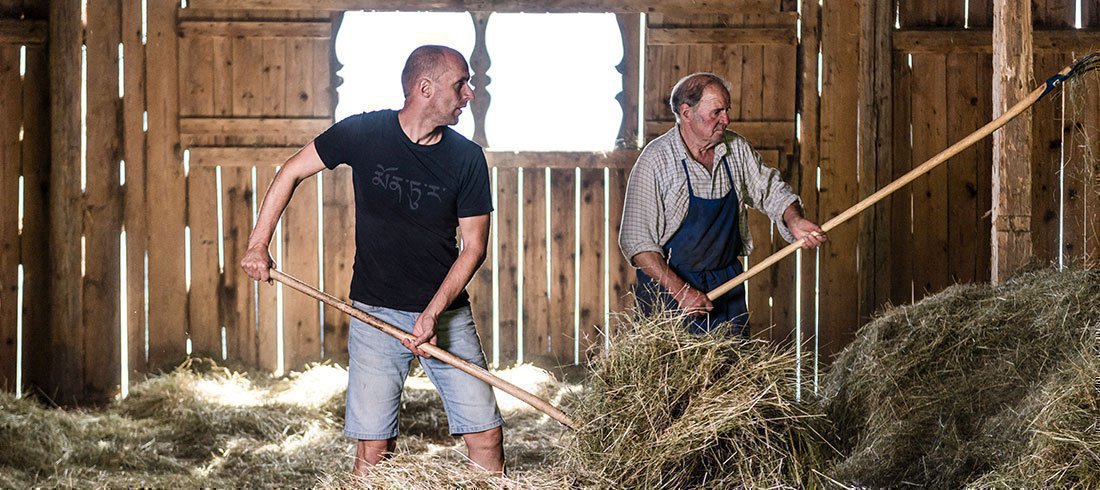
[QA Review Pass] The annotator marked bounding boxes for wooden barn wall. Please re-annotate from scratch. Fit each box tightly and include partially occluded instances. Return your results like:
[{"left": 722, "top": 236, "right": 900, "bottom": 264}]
[
  {"left": 0, "top": 0, "right": 47, "bottom": 396},
  {"left": 890, "top": 0, "right": 1100, "bottom": 311},
  {"left": 175, "top": 7, "right": 337, "bottom": 375},
  {"left": 3, "top": 0, "right": 1098, "bottom": 402}
]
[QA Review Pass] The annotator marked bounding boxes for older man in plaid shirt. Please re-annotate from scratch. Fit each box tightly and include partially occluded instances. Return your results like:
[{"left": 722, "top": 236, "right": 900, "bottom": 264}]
[{"left": 619, "top": 72, "right": 826, "bottom": 335}]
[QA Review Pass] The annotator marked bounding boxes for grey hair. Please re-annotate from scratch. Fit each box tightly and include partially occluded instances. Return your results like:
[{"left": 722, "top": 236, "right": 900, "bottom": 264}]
[
  {"left": 401, "top": 45, "right": 466, "bottom": 97},
  {"left": 669, "top": 72, "right": 731, "bottom": 122}
]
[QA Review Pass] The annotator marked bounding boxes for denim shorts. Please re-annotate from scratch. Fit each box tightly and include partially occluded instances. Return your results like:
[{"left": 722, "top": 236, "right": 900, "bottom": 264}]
[{"left": 344, "top": 301, "right": 503, "bottom": 440}]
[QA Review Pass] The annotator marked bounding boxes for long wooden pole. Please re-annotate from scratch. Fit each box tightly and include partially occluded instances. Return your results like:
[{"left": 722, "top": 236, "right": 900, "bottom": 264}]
[
  {"left": 707, "top": 64, "right": 1072, "bottom": 302},
  {"left": 268, "top": 269, "right": 578, "bottom": 430}
]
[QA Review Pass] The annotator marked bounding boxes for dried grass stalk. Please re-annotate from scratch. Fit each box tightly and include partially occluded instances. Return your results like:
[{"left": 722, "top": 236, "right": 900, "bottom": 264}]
[
  {"left": 821, "top": 266, "right": 1100, "bottom": 488},
  {"left": 558, "top": 309, "right": 828, "bottom": 489}
]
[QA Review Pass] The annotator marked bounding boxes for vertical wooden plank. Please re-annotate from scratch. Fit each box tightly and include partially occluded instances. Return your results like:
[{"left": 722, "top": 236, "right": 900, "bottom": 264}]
[
  {"left": 946, "top": 52, "right": 983, "bottom": 285},
  {"left": 255, "top": 166, "right": 280, "bottom": 372},
  {"left": 1061, "top": 70, "right": 1090, "bottom": 264},
  {"left": 21, "top": 44, "right": 51, "bottom": 394},
  {"left": 521, "top": 168, "right": 549, "bottom": 363},
  {"left": 310, "top": 37, "right": 332, "bottom": 118},
  {"left": 1084, "top": 71, "right": 1100, "bottom": 264},
  {"left": 321, "top": 165, "right": 353, "bottom": 361},
  {"left": 281, "top": 173, "right": 321, "bottom": 372},
  {"left": 991, "top": 0, "right": 1034, "bottom": 283},
  {"left": 1030, "top": 53, "right": 1067, "bottom": 264},
  {"left": 83, "top": 0, "right": 124, "bottom": 401},
  {"left": 262, "top": 38, "right": 286, "bottom": 117},
  {"left": 178, "top": 33, "right": 213, "bottom": 116},
  {"left": 468, "top": 167, "right": 494, "bottom": 358},
  {"left": 606, "top": 167, "right": 632, "bottom": 339},
  {"left": 549, "top": 168, "right": 577, "bottom": 365},
  {"left": 187, "top": 167, "right": 221, "bottom": 358},
  {"left": 0, "top": 46, "right": 20, "bottom": 391},
  {"left": 746, "top": 213, "right": 774, "bottom": 337},
  {"left": 763, "top": 43, "right": 798, "bottom": 341},
  {"left": 146, "top": 1, "right": 187, "bottom": 369},
  {"left": 817, "top": 0, "right": 861, "bottom": 360},
  {"left": 123, "top": 0, "right": 149, "bottom": 375},
  {"left": 495, "top": 167, "right": 519, "bottom": 367},
  {"left": 232, "top": 35, "right": 262, "bottom": 117},
  {"left": 49, "top": 0, "right": 86, "bottom": 401},
  {"left": 578, "top": 168, "right": 604, "bottom": 360},
  {"left": 910, "top": 53, "right": 950, "bottom": 296},
  {"left": 976, "top": 55, "right": 993, "bottom": 281},
  {"left": 797, "top": 0, "right": 821, "bottom": 372},
  {"left": 284, "top": 37, "right": 312, "bottom": 117},
  {"left": 221, "top": 166, "right": 258, "bottom": 367},
  {"left": 890, "top": 51, "right": 914, "bottom": 305},
  {"left": 212, "top": 36, "right": 232, "bottom": 116}
]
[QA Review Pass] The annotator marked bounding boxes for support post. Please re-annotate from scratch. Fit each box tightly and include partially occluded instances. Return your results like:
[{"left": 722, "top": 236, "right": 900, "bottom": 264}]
[{"left": 991, "top": 0, "right": 1033, "bottom": 283}]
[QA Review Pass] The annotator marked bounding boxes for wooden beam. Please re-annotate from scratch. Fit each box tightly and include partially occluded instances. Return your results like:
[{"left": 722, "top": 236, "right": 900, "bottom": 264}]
[
  {"left": 179, "top": 21, "right": 332, "bottom": 39},
  {"left": 0, "top": 19, "right": 46, "bottom": 44},
  {"left": 647, "top": 27, "right": 797, "bottom": 46},
  {"left": 644, "top": 120, "right": 796, "bottom": 150},
  {"left": 486, "top": 150, "right": 639, "bottom": 169},
  {"left": 145, "top": 2, "right": 188, "bottom": 369},
  {"left": 82, "top": 0, "right": 124, "bottom": 403},
  {"left": 188, "top": 146, "right": 301, "bottom": 167},
  {"left": 894, "top": 28, "right": 1100, "bottom": 53},
  {"left": 191, "top": 147, "right": 641, "bottom": 169},
  {"left": 991, "top": 0, "right": 1033, "bottom": 284},
  {"left": 180, "top": 117, "right": 331, "bottom": 145},
  {"left": 186, "top": 0, "right": 778, "bottom": 14},
  {"left": 47, "top": 0, "right": 85, "bottom": 404}
]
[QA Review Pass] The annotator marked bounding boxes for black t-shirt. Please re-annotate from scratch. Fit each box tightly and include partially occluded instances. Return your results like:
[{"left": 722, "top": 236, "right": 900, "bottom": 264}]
[{"left": 314, "top": 110, "right": 493, "bottom": 311}]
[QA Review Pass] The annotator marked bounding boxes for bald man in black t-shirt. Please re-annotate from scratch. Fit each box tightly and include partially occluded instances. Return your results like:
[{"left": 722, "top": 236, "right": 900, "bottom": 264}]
[{"left": 241, "top": 45, "right": 503, "bottom": 476}]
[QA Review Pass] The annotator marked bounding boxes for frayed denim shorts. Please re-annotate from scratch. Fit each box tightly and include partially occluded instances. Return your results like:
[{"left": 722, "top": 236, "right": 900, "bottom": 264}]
[{"left": 344, "top": 301, "right": 503, "bottom": 440}]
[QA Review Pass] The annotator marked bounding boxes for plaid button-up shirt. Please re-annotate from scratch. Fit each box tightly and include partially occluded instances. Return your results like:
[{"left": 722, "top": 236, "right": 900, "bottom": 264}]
[{"left": 618, "top": 126, "right": 802, "bottom": 264}]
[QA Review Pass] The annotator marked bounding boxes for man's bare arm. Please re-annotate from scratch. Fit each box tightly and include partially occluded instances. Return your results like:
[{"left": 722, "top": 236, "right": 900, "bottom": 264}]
[
  {"left": 405, "top": 214, "right": 490, "bottom": 357},
  {"left": 240, "top": 142, "right": 328, "bottom": 282},
  {"left": 632, "top": 251, "right": 713, "bottom": 317}
]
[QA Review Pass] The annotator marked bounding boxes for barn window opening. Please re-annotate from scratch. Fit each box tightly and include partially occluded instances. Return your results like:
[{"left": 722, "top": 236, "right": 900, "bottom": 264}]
[
  {"left": 482, "top": 12, "right": 622, "bottom": 151},
  {"left": 333, "top": 12, "right": 476, "bottom": 136},
  {"left": 333, "top": 11, "right": 624, "bottom": 151}
]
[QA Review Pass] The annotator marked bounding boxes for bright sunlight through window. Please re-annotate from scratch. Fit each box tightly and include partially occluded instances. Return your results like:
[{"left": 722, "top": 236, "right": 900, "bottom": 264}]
[
  {"left": 334, "top": 12, "right": 476, "bottom": 136},
  {"left": 335, "top": 12, "right": 623, "bottom": 151}
]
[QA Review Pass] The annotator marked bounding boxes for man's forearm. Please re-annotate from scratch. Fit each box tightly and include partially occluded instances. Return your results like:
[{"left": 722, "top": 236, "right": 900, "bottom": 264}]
[
  {"left": 422, "top": 248, "right": 485, "bottom": 318},
  {"left": 246, "top": 173, "right": 300, "bottom": 250},
  {"left": 632, "top": 251, "right": 692, "bottom": 296}
]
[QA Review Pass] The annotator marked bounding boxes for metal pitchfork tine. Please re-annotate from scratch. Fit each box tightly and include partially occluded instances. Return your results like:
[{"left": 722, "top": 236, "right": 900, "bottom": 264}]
[{"left": 706, "top": 51, "right": 1100, "bottom": 303}]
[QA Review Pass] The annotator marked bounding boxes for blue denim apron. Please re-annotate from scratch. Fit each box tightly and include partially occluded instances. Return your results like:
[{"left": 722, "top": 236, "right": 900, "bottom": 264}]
[{"left": 635, "top": 157, "right": 749, "bottom": 335}]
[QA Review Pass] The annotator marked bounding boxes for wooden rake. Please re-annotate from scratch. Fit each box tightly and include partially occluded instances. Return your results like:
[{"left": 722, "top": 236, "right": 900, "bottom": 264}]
[
  {"left": 707, "top": 52, "right": 1100, "bottom": 302},
  {"left": 269, "top": 268, "right": 578, "bottom": 430}
]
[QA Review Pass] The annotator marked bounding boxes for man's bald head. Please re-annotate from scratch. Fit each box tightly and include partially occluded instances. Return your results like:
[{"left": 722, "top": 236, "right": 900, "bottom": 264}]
[{"left": 401, "top": 45, "right": 467, "bottom": 98}]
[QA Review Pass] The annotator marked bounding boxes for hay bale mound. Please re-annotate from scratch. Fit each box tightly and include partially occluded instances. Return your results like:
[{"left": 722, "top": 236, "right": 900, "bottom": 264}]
[
  {"left": 0, "top": 359, "right": 351, "bottom": 487},
  {"left": 821, "top": 267, "right": 1100, "bottom": 488},
  {"left": 559, "top": 312, "right": 827, "bottom": 488}
]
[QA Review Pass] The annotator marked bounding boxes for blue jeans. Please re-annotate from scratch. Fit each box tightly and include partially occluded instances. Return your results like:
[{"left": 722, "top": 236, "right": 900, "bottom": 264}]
[{"left": 344, "top": 301, "right": 503, "bottom": 439}]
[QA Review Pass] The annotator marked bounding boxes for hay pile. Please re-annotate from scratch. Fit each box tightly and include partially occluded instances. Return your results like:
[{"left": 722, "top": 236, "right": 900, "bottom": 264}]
[
  {"left": 821, "top": 267, "right": 1100, "bottom": 488},
  {"left": 559, "top": 311, "right": 828, "bottom": 488},
  {"left": 0, "top": 359, "right": 568, "bottom": 488}
]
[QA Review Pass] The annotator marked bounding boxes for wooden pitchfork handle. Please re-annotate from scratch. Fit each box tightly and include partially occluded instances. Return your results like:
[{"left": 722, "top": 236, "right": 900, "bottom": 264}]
[
  {"left": 707, "top": 63, "right": 1077, "bottom": 302},
  {"left": 268, "top": 268, "right": 578, "bottom": 430}
]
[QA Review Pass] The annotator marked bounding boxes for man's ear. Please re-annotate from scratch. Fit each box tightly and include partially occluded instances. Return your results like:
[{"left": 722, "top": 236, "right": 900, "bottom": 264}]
[
  {"left": 679, "top": 103, "right": 692, "bottom": 122},
  {"left": 418, "top": 77, "right": 433, "bottom": 99}
]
